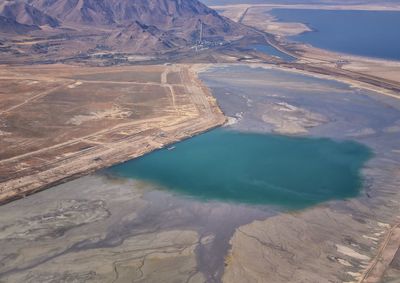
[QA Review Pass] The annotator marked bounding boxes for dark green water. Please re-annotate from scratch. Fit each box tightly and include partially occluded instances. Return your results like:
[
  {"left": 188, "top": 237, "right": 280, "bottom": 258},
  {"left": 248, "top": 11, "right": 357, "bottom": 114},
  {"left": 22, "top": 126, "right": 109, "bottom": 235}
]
[{"left": 108, "top": 129, "right": 372, "bottom": 209}]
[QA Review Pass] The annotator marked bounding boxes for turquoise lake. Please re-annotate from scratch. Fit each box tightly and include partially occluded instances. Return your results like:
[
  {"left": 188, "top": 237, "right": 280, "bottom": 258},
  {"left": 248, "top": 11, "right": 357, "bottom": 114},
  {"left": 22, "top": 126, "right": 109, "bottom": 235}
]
[
  {"left": 271, "top": 9, "right": 400, "bottom": 61},
  {"left": 108, "top": 129, "right": 372, "bottom": 209}
]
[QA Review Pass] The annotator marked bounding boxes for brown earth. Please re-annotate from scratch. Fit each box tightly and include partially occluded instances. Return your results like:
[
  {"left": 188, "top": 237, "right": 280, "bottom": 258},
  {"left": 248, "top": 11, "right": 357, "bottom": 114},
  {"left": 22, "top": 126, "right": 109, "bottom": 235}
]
[{"left": 0, "top": 63, "right": 225, "bottom": 204}]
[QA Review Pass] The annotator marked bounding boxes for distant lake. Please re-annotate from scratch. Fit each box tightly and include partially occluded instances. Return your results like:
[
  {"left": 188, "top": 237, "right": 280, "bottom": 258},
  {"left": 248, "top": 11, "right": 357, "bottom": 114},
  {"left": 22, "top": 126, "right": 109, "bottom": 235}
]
[
  {"left": 108, "top": 129, "right": 371, "bottom": 209},
  {"left": 202, "top": 0, "right": 371, "bottom": 4},
  {"left": 271, "top": 9, "right": 400, "bottom": 61}
]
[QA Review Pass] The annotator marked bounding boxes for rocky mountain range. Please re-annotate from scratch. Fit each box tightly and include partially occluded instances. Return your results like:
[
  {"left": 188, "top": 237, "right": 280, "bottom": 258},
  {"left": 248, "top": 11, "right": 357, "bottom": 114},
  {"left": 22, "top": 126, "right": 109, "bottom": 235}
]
[{"left": 0, "top": 0, "right": 248, "bottom": 62}]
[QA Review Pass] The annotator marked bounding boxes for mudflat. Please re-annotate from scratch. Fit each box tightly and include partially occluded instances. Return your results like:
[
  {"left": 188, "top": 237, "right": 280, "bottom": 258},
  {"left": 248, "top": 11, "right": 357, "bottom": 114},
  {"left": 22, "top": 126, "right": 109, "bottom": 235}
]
[
  {"left": 201, "top": 65, "right": 400, "bottom": 283},
  {"left": 1, "top": 64, "right": 399, "bottom": 283}
]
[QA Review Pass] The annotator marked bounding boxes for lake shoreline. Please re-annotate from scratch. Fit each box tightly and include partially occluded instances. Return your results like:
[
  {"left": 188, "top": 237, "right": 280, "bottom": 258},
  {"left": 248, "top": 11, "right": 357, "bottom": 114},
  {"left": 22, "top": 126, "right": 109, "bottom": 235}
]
[
  {"left": 199, "top": 64, "right": 400, "bottom": 283},
  {"left": 108, "top": 128, "right": 372, "bottom": 209},
  {"left": 1, "top": 63, "right": 399, "bottom": 282},
  {"left": 0, "top": 64, "right": 226, "bottom": 205}
]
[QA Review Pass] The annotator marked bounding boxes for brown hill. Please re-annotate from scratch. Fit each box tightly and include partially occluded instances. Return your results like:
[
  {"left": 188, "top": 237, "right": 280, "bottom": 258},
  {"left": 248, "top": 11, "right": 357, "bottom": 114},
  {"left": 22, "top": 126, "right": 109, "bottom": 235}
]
[
  {"left": 106, "top": 20, "right": 188, "bottom": 53},
  {"left": 26, "top": 0, "right": 241, "bottom": 39},
  {"left": 0, "top": 0, "right": 249, "bottom": 61}
]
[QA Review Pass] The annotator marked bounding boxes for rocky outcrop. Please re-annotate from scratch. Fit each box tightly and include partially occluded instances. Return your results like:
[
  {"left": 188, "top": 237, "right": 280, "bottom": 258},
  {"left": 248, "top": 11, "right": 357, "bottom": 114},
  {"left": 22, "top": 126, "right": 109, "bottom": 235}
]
[{"left": 0, "top": 1, "right": 59, "bottom": 31}]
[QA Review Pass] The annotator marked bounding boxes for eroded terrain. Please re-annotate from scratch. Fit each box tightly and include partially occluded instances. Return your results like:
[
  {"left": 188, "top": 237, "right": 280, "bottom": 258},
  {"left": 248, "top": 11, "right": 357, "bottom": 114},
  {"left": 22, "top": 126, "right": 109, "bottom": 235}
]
[
  {"left": 0, "top": 174, "right": 273, "bottom": 282},
  {"left": 201, "top": 65, "right": 400, "bottom": 283},
  {"left": 2, "top": 3, "right": 400, "bottom": 282},
  {"left": 1, "top": 65, "right": 399, "bottom": 282}
]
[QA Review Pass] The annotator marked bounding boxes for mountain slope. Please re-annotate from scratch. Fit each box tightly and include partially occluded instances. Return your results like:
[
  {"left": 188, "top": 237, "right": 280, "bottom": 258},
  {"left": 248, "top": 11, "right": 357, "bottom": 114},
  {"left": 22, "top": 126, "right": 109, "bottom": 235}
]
[
  {"left": 0, "top": 1, "right": 59, "bottom": 29},
  {"left": 106, "top": 20, "right": 188, "bottom": 53},
  {"left": 0, "top": 14, "right": 39, "bottom": 34},
  {"left": 27, "top": 0, "right": 240, "bottom": 38},
  {"left": 0, "top": 0, "right": 249, "bottom": 60}
]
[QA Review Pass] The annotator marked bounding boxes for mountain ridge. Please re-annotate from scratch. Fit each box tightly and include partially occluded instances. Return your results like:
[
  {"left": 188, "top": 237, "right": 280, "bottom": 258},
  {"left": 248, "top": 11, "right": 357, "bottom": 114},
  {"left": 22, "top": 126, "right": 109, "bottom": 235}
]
[{"left": 0, "top": 0, "right": 247, "bottom": 59}]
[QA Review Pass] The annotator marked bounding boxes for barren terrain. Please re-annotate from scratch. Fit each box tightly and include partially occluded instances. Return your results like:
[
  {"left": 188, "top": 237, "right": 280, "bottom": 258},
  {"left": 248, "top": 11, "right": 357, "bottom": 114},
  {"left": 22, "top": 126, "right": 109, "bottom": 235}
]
[
  {"left": 1, "top": 1, "right": 400, "bottom": 282},
  {"left": 200, "top": 64, "right": 400, "bottom": 283},
  {"left": 0, "top": 64, "right": 225, "bottom": 204}
]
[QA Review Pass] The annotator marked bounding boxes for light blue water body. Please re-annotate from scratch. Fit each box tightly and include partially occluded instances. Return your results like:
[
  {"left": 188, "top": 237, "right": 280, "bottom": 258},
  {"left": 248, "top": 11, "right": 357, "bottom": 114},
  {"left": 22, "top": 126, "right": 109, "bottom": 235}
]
[
  {"left": 108, "top": 128, "right": 371, "bottom": 209},
  {"left": 270, "top": 9, "right": 400, "bottom": 61}
]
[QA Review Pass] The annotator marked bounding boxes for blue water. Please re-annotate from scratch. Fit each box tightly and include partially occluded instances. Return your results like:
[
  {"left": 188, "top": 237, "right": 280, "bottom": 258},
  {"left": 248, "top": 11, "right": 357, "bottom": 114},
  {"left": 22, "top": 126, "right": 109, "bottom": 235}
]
[
  {"left": 250, "top": 44, "right": 296, "bottom": 61},
  {"left": 270, "top": 9, "right": 400, "bottom": 61},
  {"left": 203, "top": 0, "right": 400, "bottom": 6},
  {"left": 108, "top": 129, "right": 372, "bottom": 209}
]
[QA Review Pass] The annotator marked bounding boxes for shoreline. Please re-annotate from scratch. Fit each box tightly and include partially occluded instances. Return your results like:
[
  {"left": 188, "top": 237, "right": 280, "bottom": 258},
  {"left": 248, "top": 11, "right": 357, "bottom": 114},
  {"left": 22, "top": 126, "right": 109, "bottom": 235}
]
[
  {"left": 1, "top": 61, "right": 399, "bottom": 282},
  {"left": 265, "top": 39, "right": 400, "bottom": 99},
  {"left": 215, "top": 1, "right": 400, "bottom": 94},
  {"left": 0, "top": 64, "right": 226, "bottom": 205},
  {"left": 198, "top": 63, "right": 400, "bottom": 283},
  {"left": 3, "top": 60, "right": 397, "bottom": 202},
  {"left": 212, "top": 3, "right": 400, "bottom": 12},
  {"left": 196, "top": 62, "right": 400, "bottom": 101},
  {"left": 1, "top": 3, "right": 400, "bottom": 282}
]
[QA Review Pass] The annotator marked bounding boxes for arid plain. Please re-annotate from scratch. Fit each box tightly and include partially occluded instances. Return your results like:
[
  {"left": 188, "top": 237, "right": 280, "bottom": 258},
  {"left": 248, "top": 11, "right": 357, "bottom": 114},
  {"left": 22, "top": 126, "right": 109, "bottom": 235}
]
[
  {"left": 1, "top": 0, "right": 400, "bottom": 282},
  {"left": 0, "top": 64, "right": 225, "bottom": 203}
]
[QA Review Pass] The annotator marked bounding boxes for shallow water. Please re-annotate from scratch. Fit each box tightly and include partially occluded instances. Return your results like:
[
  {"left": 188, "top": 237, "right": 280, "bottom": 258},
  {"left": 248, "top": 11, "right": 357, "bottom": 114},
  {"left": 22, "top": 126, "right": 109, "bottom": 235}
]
[
  {"left": 1, "top": 64, "right": 400, "bottom": 282},
  {"left": 271, "top": 9, "right": 400, "bottom": 60},
  {"left": 108, "top": 128, "right": 371, "bottom": 209}
]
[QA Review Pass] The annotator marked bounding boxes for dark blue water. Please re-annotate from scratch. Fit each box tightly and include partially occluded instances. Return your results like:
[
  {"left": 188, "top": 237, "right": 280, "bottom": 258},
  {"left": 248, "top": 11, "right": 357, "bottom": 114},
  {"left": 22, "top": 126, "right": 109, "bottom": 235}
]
[
  {"left": 108, "top": 129, "right": 372, "bottom": 209},
  {"left": 202, "top": 0, "right": 400, "bottom": 6},
  {"left": 270, "top": 9, "right": 400, "bottom": 61},
  {"left": 250, "top": 44, "right": 296, "bottom": 61}
]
